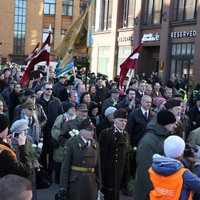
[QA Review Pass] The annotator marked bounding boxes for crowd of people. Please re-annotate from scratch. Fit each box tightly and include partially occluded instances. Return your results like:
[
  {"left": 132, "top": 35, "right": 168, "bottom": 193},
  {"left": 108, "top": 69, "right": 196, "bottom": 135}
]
[{"left": 0, "top": 63, "right": 200, "bottom": 200}]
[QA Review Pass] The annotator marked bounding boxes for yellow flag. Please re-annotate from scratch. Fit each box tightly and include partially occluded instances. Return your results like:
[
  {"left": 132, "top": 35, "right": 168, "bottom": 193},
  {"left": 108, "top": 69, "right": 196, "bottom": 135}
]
[{"left": 53, "top": 1, "right": 94, "bottom": 69}]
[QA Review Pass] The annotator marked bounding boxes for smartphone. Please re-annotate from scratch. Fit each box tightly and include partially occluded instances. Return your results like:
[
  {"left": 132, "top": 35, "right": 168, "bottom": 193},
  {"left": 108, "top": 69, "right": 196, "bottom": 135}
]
[{"left": 12, "top": 132, "right": 20, "bottom": 138}]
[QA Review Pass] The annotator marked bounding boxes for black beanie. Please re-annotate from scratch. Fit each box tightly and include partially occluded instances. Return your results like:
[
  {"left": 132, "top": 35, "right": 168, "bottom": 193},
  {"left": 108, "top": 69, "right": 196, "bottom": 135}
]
[
  {"left": 0, "top": 114, "right": 10, "bottom": 133},
  {"left": 157, "top": 110, "right": 176, "bottom": 126},
  {"left": 165, "top": 99, "right": 181, "bottom": 110}
]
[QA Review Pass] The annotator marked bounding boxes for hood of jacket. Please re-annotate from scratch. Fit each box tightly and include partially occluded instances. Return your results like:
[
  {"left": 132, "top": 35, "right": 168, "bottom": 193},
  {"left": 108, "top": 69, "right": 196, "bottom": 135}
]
[{"left": 151, "top": 154, "right": 184, "bottom": 176}]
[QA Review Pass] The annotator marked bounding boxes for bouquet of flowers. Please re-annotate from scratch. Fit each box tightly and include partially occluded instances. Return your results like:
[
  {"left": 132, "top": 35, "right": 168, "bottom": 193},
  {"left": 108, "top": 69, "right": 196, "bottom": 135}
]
[
  {"left": 69, "top": 129, "right": 79, "bottom": 137},
  {"left": 30, "top": 142, "right": 43, "bottom": 168}
]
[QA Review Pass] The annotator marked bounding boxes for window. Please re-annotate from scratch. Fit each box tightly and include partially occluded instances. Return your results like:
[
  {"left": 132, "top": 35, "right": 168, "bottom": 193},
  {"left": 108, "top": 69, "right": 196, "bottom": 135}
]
[
  {"left": 98, "top": 47, "right": 110, "bottom": 76},
  {"left": 117, "top": 46, "right": 133, "bottom": 74},
  {"left": 62, "top": 0, "right": 73, "bottom": 16},
  {"left": 170, "top": 43, "right": 195, "bottom": 80},
  {"left": 99, "top": 0, "right": 113, "bottom": 30},
  {"left": 80, "top": 0, "right": 89, "bottom": 13},
  {"left": 143, "top": 0, "right": 163, "bottom": 25},
  {"left": 172, "top": 0, "right": 197, "bottom": 21},
  {"left": 61, "top": 29, "right": 67, "bottom": 41},
  {"left": 44, "top": 0, "right": 55, "bottom": 15},
  {"left": 121, "top": 0, "right": 135, "bottom": 28},
  {"left": 13, "top": 0, "right": 26, "bottom": 55},
  {"left": 43, "top": 28, "right": 54, "bottom": 44}
]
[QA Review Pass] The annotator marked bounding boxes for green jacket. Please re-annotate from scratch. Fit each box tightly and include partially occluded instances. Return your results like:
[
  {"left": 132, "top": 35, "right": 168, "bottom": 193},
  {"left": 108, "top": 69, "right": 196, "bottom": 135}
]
[{"left": 133, "top": 117, "right": 172, "bottom": 200}]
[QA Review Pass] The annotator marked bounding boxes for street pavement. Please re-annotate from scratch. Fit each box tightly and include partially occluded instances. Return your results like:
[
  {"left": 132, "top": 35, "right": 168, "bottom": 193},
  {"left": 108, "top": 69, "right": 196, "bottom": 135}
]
[{"left": 37, "top": 183, "right": 133, "bottom": 200}]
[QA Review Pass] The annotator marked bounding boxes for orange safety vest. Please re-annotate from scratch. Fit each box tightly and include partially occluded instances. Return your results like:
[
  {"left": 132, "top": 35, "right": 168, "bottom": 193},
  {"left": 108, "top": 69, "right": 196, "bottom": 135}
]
[
  {"left": 149, "top": 167, "right": 192, "bottom": 200},
  {"left": 0, "top": 144, "right": 16, "bottom": 159}
]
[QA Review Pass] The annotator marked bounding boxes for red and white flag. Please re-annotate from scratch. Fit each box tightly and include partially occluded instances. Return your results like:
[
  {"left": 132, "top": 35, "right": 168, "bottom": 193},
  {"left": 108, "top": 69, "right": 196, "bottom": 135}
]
[
  {"left": 119, "top": 44, "right": 142, "bottom": 88},
  {"left": 25, "top": 42, "right": 40, "bottom": 64},
  {"left": 20, "top": 32, "right": 51, "bottom": 84}
]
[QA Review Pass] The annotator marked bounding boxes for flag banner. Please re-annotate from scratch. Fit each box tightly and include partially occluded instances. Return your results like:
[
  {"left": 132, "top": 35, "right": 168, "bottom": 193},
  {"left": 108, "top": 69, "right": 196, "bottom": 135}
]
[
  {"left": 53, "top": 0, "right": 94, "bottom": 69},
  {"left": 25, "top": 42, "right": 40, "bottom": 64},
  {"left": 55, "top": 59, "right": 74, "bottom": 78},
  {"left": 119, "top": 44, "right": 142, "bottom": 88},
  {"left": 20, "top": 32, "right": 51, "bottom": 84}
]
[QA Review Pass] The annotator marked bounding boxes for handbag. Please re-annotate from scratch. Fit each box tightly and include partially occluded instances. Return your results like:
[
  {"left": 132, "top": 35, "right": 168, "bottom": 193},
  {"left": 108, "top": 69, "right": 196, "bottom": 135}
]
[{"left": 35, "top": 168, "right": 51, "bottom": 189}]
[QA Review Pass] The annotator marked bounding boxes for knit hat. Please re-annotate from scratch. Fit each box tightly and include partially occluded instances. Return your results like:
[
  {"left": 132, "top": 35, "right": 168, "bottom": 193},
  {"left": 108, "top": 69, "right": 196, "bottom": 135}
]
[
  {"left": 157, "top": 110, "right": 176, "bottom": 126},
  {"left": 24, "top": 90, "right": 36, "bottom": 97},
  {"left": 114, "top": 108, "right": 128, "bottom": 119},
  {"left": 153, "top": 97, "right": 166, "bottom": 107},
  {"left": 165, "top": 99, "right": 181, "bottom": 110},
  {"left": 164, "top": 135, "right": 185, "bottom": 158},
  {"left": 10, "top": 119, "right": 29, "bottom": 133},
  {"left": 110, "top": 88, "right": 119, "bottom": 94},
  {"left": 104, "top": 107, "right": 117, "bottom": 117},
  {"left": 0, "top": 114, "right": 9, "bottom": 133}
]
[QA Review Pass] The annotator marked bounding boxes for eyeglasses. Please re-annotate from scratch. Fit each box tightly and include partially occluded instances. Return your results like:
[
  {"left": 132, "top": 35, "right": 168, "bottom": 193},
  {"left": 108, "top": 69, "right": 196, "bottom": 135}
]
[{"left": 45, "top": 88, "right": 53, "bottom": 91}]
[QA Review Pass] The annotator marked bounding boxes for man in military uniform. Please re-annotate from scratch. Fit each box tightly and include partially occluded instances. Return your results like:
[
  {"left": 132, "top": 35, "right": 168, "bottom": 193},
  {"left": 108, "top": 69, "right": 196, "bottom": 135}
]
[
  {"left": 99, "top": 108, "right": 129, "bottom": 200},
  {"left": 59, "top": 118, "right": 102, "bottom": 200}
]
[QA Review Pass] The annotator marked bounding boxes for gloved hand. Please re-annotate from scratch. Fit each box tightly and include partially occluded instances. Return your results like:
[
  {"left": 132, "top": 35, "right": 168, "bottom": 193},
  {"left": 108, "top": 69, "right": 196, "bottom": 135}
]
[
  {"left": 55, "top": 189, "right": 66, "bottom": 200},
  {"left": 17, "top": 132, "right": 27, "bottom": 146}
]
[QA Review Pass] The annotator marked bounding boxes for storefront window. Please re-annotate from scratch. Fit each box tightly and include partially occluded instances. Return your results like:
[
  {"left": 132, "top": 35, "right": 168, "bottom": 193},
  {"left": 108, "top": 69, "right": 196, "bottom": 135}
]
[
  {"left": 98, "top": 47, "right": 110, "bottom": 76},
  {"left": 170, "top": 43, "right": 195, "bottom": 80},
  {"left": 117, "top": 46, "right": 133, "bottom": 75}
]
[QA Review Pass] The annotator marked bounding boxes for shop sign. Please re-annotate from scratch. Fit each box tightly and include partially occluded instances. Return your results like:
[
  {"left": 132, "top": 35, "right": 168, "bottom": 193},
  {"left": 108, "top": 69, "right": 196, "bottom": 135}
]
[
  {"left": 142, "top": 33, "right": 160, "bottom": 42},
  {"left": 171, "top": 30, "right": 196, "bottom": 38},
  {"left": 118, "top": 35, "right": 134, "bottom": 42}
]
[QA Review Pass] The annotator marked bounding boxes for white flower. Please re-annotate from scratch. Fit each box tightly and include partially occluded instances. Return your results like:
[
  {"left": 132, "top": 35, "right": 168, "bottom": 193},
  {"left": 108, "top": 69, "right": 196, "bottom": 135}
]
[
  {"left": 37, "top": 143, "right": 43, "bottom": 149},
  {"left": 69, "top": 129, "right": 79, "bottom": 137},
  {"left": 32, "top": 144, "right": 37, "bottom": 148}
]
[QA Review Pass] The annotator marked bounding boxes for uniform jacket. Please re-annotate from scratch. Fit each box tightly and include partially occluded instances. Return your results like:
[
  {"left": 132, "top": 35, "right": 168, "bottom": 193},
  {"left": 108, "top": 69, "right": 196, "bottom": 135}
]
[
  {"left": 133, "top": 117, "right": 172, "bottom": 200},
  {"left": 60, "top": 135, "right": 101, "bottom": 200},
  {"left": 0, "top": 138, "right": 30, "bottom": 178},
  {"left": 149, "top": 154, "right": 200, "bottom": 200},
  {"left": 99, "top": 126, "right": 129, "bottom": 200}
]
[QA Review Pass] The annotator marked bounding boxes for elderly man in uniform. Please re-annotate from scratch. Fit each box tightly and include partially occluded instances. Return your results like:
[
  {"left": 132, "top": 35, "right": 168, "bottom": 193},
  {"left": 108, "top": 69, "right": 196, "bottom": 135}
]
[
  {"left": 59, "top": 118, "right": 101, "bottom": 200},
  {"left": 99, "top": 108, "right": 129, "bottom": 200}
]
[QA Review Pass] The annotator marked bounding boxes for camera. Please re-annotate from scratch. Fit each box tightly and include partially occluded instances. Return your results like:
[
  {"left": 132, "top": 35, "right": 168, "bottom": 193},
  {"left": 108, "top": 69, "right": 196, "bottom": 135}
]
[{"left": 183, "top": 143, "right": 198, "bottom": 158}]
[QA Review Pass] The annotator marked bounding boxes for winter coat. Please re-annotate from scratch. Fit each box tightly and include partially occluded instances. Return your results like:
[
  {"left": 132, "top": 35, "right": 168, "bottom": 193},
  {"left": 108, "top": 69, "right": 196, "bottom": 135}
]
[
  {"left": 0, "top": 138, "right": 30, "bottom": 178},
  {"left": 60, "top": 135, "right": 101, "bottom": 200},
  {"left": 133, "top": 117, "right": 172, "bottom": 200}
]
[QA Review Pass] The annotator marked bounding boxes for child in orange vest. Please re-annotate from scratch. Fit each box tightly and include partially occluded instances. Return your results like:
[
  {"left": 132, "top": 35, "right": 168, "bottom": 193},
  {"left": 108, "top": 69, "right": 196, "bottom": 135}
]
[{"left": 149, "top": 135, "right": 200, "bottom": 200}]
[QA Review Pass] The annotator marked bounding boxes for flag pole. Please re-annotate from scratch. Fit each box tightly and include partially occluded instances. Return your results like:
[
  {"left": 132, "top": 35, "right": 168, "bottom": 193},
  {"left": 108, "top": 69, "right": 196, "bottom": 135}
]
[
  {"left": 125, "top": 69, "right": 134, "bottom": 92},
  {"left": 46, "top": 24, "right": 51, "bottom": 82}
]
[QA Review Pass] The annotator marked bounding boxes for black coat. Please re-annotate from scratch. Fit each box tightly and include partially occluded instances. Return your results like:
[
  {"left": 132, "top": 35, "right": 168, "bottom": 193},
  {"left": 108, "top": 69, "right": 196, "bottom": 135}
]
[
  {"left": 99, "top": 126, "right": 129, "bottom": 200},
  {"left": 96, "top": 117, "right": 113, "bottom": 138},
  {"left": 126, "top": 108, "right": 155, "bottom": 146},
  {"left": 188, "top": 105, "right": 200, "bottom": 131},
  {"left": 0, "top": 138, "right": 30, "bottom": 178}
]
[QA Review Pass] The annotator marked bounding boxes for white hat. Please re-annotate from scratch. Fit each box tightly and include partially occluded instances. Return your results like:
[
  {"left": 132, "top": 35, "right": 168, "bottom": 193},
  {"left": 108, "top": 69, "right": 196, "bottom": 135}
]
[
  {"left": 10, "top": 119, "right": 29, "bottom": 133},
  {"left": 104, "top": 107, "right": 117, "bottom": 117},
  {"left": 164, "top": 135, "right": 185, "bottom": 158}
]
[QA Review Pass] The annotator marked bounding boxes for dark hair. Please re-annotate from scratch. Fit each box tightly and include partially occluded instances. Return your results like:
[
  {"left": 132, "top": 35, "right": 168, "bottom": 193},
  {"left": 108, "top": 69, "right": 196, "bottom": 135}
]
[
  {"left": 80, "top": 92, "right": 90, "bottom": 104},
  {"left": 89, "top": 84, "right": 96, "bottom": 94},
  {"left": 126, "top": 88, "right": 136, "bottom": 95}
]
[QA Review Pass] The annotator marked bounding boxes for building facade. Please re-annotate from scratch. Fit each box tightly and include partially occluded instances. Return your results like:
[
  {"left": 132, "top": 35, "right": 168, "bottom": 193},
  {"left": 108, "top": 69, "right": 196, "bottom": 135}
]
[
  {"left": 0, "top": 0, "right": 88, "bottom": 65},
  {"left": 91, "top": 0, "right": 200, "bottom": 86}
]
